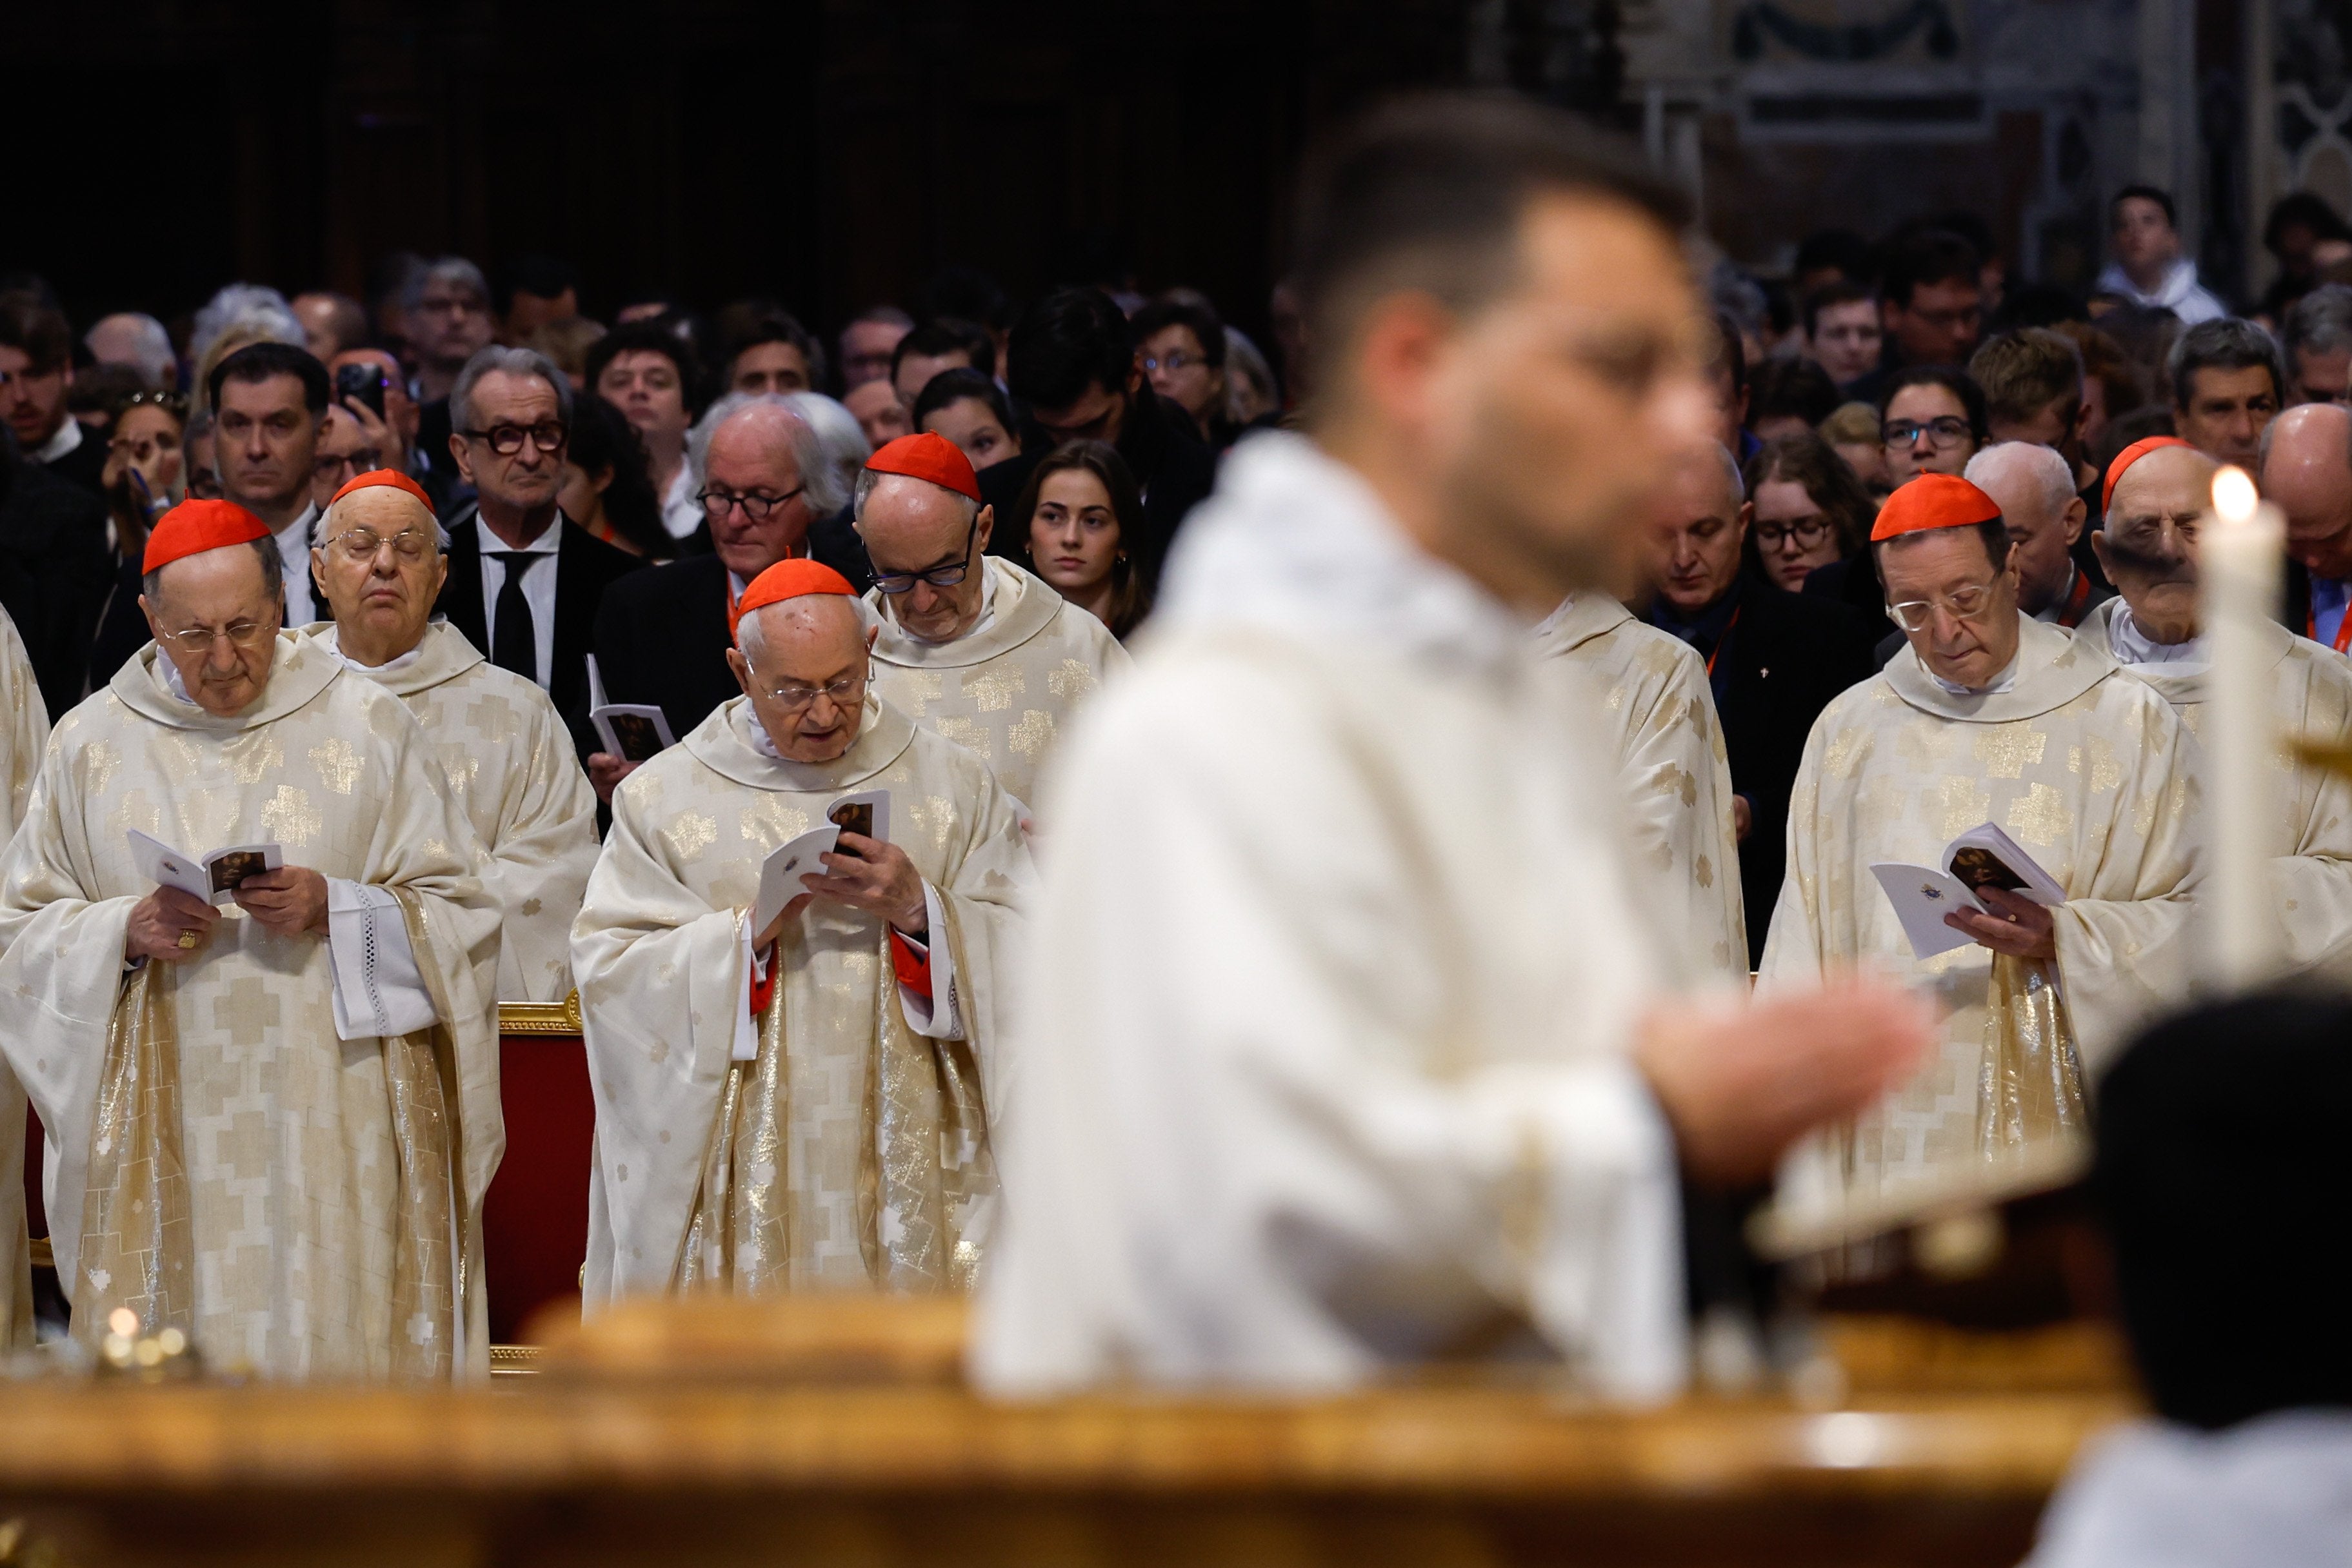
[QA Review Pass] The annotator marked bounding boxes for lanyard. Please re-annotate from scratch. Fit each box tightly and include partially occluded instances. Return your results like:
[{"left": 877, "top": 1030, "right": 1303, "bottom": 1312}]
[
  {"left": 1704, "top": 606, "right": 1742, "bottom": 679},
  {"left": 2309, "top": 586, "right": 2352, "bottom": 654}
]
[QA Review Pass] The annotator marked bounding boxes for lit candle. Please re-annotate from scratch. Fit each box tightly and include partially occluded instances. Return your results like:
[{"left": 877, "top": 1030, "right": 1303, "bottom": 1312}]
[{"left": 2200, "top": 466, "right": 2284, "bottom": 989}]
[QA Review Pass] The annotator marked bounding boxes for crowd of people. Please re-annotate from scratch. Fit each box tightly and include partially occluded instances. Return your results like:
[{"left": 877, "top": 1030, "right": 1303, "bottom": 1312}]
[{"left": 0, "top": 99, "right": 2345, "bottom": 1534}]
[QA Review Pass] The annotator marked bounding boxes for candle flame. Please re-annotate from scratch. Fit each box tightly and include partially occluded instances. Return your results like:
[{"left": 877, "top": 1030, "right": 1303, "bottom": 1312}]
[{"left": 2213, "top": 466, "right": 2258, "bottom": 524}]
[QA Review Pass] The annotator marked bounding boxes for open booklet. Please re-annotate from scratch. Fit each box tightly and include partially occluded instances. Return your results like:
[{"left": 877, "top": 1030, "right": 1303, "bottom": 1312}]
[
  {"left": 586, "top": 653, "right": 675, "bottom": 763},
  {"left": 1869, "top": 821, "right": 2068, "bottom": 960},
  {"left": 127, "top": 828, "right": 283, "bottom": 906},
  {"left": 750, "top": 790, "right": 892, "bottom": 935}
]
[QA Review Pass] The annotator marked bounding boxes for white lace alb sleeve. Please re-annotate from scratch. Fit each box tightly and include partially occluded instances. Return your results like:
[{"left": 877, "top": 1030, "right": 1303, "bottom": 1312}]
[{"left": 326, "top": 878, "right": 439, "bottom": 1041}]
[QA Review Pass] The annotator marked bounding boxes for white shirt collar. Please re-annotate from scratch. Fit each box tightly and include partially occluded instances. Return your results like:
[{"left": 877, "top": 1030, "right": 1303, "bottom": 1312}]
[
  {"left": 274, "top": 503, "right": 318, "bottom": 552},
  {"left": 314, "top": 622, "right": 425, "bottom": 673},
  {"left": 2107, "top": 603, "right": 2208, "bottom": 670},
  {"left": 475, "top": 513, "right": 562, "bottom": 555},
  {"left": 159, "top": 651, "right": 194, "bottom": 704},
  {"left": 34, "top": 417, "right": 83, "bottom": 465},
  {"left": 1930, "top": 652, "right": 2021, "bottom": 697}
]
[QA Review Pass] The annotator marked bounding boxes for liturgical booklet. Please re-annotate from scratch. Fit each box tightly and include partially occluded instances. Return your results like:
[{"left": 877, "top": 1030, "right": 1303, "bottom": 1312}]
[
  {"left": 1869, "top": 821, "right": 2068, "bottom": 960},
  {"left": 586, "top": 653, "right": 676, "bottom": 762},
  {"left": 750, "top": 790, "right": 892, "bottom": 933},
  {"left": 126, "top": 828, "right": 284, "bottom": 906}
]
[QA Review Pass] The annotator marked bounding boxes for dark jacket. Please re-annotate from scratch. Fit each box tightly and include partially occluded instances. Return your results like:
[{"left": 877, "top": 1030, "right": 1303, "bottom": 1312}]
[
  {"left": 981, "top": 388, "right": 1216, "bottom": 588},
  {"left": 1657, "top": 579, "right": 1880, "bottom": 966},
  {"left": 0, "top": 451, "right": 113, "bottom": 720},
  {"left": 434, "top": 509, "right": 646, "bottom": 755},
  {"left": 589, "top": 553, "right": 742, "bottom": 746}
]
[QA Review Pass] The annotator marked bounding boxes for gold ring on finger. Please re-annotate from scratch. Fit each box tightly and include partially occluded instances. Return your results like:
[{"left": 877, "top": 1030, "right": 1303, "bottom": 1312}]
[{"left": 177, "top": 929, "right": 199, "bottom": 949}]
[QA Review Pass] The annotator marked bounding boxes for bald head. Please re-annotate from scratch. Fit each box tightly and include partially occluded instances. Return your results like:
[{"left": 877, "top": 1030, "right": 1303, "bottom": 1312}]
[
  {"left": 853, "top": 471, "right": 993, "bottom": 644},
  {"left": 731, "top": 593, "right": 875, "bottom": 764},
  {"left": 2095, "top": 442, "right": 2215, "bottom": 645},
  {"left": 2260, "top": 402, "right": 2352, "bottom": 579},
  {"left": 1967, "top": 441, "right": 2086, "bottom": 617}
]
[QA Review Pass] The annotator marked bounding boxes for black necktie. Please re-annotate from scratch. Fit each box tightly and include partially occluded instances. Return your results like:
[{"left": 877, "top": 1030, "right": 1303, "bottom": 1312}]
[{"left": 490, "top": 551, "right": 537, "bottom": 682}]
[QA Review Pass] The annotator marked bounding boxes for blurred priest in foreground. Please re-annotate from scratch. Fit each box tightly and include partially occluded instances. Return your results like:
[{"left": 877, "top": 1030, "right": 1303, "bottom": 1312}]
[
  {"left": 575, "top": 561, "right": 1030, "bottom": 1301},
  {"left": 0, "top": 499, "right": 501, "bottom": 1379},
  {"left": 1763, "top": 472, "right": 2200, "bottom": 1227},
  {"left": 304, "top": 470, "right": 599, "bottom": 1004},
  {"left": 972, "top": 96, "right": 1928, "bottom": 1396},
  {"left": 0, "top": 608, "right": 49, "bottom": 1351}
]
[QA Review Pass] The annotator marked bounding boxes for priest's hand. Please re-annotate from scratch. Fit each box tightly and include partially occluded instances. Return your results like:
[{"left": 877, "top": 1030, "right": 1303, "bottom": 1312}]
[
  {"left": 1731, "top": 794, "right": 1753, "bottom": 843},
  {"left": 233, "top": 867, "right": 330, "bottom": 935},
  {"left": 802, "top": 835, "right": 928, "bottom": 934},
  {"left": 1635, "top": 975, "right": 1933, "bottom": 1186},
  {"left": 588, "top": 753, "right": 640, "bottom": 803},
  {"left": 126, "top": 886, "right": 220, "bottom": 964},
  {"left": 1944, "top": 887, "right": 2058, "bottom": 961}
]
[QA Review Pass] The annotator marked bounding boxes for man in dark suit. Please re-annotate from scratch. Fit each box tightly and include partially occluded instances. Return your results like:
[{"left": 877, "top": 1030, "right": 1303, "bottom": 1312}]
[
  {"left": 589, "top": 395, "right": 853, "bottom": 799},
  {"left": 0, "top": 429, "right": 110, "bottom": 720},
  {"left": 1649, "top": 446, "right": 1879, "bottom": 966},
  {"left": 432, "top": 346, "right": 642, "bottom": 755},
  {"left": 979, "top": 288, "right": 1215, "bottom": 588}
]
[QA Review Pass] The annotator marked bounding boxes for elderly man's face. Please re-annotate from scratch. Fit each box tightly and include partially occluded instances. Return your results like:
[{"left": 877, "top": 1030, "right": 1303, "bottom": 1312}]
[
  {"left": 839, "top": 319, "right": 910, "bottom": 390},
  {"left": 2260, "top": 405, "right": 2352, "bottom": 580},
  {"left": 1879, "top": 526, "right": 2022, "bottom": 691},
  {"left": 1651, "top": 453, "right": 1749, "bottom": 617},
  {"left": 2176, "top": 366, "right": 2280, "bottom": 470},
  {"left": 215, "top": 372, "right": 319, "bottom": 515},
  {"left": 703, "top": 411, "right": 816, "bottom": 581},
  {"left": 730, "top": 341, "right": 812, "bottom": 397},
  {"left": 1970, "top": 455, "right": 2085, "bottom": 618},
  {"left": 140, "top": 544, "right": 283, "bottom": 716},
  {"left": 312, "top": 490, "right": 448, "bottom": 657},
  {"left": 414, "top": 277, "right": 493, "bottom": 366},
  {"left": 857, "top": 473, "right": 992, "bottom": 642},
  {"left": 727, "top": 597, "right": 874, "bottom": 764},
  {"left": 310, "top": 407, "right": 383, "bottom": 513},
  {"left": 450, "top": 370, "right": 566, "bottom": 517},
  {"left": 2093, "top": 446, "right": 2213, "bottom": 643}
]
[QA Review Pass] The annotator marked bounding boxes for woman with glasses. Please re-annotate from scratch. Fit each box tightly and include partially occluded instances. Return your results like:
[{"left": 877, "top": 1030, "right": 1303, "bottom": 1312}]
[
  {"left": 1014, "top": 441, "right": 1153, "bottom": 639},
  {"left": 1132, "top": 295, "right": 1232, "bottom": 448},
  {"left": 1878, "top": 364, "right": 1989, "bottom": 487},
  {"left": 1740, "top": 431, "right": 1877, "bottom": 593},
  {"left": 584, "top": 321, "right": 706, "bottom": 550}
]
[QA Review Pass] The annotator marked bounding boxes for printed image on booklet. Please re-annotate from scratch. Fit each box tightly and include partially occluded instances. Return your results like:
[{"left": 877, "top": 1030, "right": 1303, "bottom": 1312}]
[
  {"left": 585, "top": 653, "right": 676, "bottom": 762},
  {"left": 1869, "top": 821, "right": 2066, "bottom": 960},
  {"left": 126, "top": 828, "right": 284, "bottom": 906},
  {"left": 749, "top": 790, "right": 895, "bottom": 933}
]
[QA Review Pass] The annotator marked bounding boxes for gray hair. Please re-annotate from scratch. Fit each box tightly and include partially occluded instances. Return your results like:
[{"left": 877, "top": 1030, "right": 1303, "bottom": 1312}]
[
  {"left": 188, "top": 284, "right": 303, "bottom": 372},
  {"left": 688, "top": 392, "right": 846, "bottom": 516},
  {"left": 780, "top": 392, "right": 872, "bottom": 504},
  {"left": 2168, "top": 316, "right": 2285, "bottom": 411},
  {"left": 2281, "top": 284, "right": 2352, "bottom": 375},
  {"left": 852, "top": 466, "right": 982, "bottom": 530},
  {"left": 1710, "top": 441, "right": 1746, "bottom": 508},
  {"left": 144, "top": 537, "right": 283, "bottom": 604},
  {"left": 403, "top": 256, "right": 490, "bottom": 312},
  {"left": 448, "top": 345, "right": 573, "bottom": 433},
  {"left": 1964, "top": 441, "right": 2076, "bottom": 522},
  {"left": 85, "top": 313, "right": 177, "bottom": 389}
]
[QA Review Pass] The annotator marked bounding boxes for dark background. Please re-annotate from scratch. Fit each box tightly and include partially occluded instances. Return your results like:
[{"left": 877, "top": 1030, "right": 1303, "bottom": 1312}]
[{"left": 10, "top": 0, "right": 1477, "bottom": 349}]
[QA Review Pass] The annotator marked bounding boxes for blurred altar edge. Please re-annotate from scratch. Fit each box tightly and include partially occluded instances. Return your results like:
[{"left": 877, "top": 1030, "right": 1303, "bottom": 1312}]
[{"left": 17, "top": 997, "right": 597, "bottom": 1344}]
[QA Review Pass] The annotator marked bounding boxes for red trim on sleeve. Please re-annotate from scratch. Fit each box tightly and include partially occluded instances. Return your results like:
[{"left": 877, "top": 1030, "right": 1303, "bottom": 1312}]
[
  {"left": 888, "top": 930, "right": 933, "bottom": 998},
  {"left": 747, "top": 942, "right": 777, "bottom": 1017}
]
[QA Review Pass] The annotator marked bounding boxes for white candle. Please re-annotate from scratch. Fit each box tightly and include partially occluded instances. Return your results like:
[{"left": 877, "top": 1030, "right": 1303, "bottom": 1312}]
[{"left": 2200, "top": 466, "right": 2284, "bottom": 989}]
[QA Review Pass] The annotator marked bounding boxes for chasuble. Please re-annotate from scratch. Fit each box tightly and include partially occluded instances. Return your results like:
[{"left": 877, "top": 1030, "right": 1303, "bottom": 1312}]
[
  {"left": 1534, "top": 593, "right": 1748, "bottom": 990},
  {"left": 0, "top": 633, "right": 502, "bottom": 1378},
  {"left": 972, "top": 433, "right": 1685, "bottom": 1399},
  {"left": 308, "top": 620, "right": 599, "bottom": 1003},
  {"left": 1763, "top": 615, "right": 2201, "bottom": 1222},
  {"left": 863, "top": 557, "right": 1129, "bottom": 810},
  {"left": 2077, "top": 598, "right": 2352, "bottom": 983},
  {"left": 575, "top": 692, "right": 1030, "bottom": 1304},
  {"left": 0, "top": 609, "right": 51, "bottom": 1349}
]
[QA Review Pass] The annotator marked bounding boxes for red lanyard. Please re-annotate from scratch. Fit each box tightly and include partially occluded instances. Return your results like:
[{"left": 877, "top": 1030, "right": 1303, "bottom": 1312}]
[
  {"left": 2309, "top": 586, "right": 2352, "bottom": 654},
  {"left": 2057, "top": 570, "right": 2092, "bottom": 629},
  {"left": 1704, "top": 606, "right": 1742, "bottom": 678}
]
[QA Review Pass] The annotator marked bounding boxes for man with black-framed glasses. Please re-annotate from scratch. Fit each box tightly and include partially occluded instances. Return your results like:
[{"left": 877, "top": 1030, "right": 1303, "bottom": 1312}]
[
  {"left": 433, "top": 345, "right": 642, "bottom": 757},
  {"left": 1766, "top": 471, "right": 2200, "bottom": 1226},
  {"left": 853, "top": 432, "right": 1128, "bottom": 812}
]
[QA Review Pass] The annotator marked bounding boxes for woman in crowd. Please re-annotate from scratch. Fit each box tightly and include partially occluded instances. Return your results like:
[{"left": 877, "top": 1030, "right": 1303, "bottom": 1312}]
[
  {"left": 1819, "top": 401, "right": 1891, "bottom": 497},
  {"left": 559, "top": 393, "right": 670, "bottom": 558},
  {"left": 1133, "top": 294, "right": 1231, "bottom": 448},
  {"left": 584, "top": 320, "right": 704, "bottom": 547},
  {"left": 913, "top": 367, "right": 1022, "bottom": 476},
  {"left": 99, "top": 389, "right": 188, "bottom": 564},
  {"left": 1741, "top": 431, "right": 1876, "bottom": 594},
  {"left": 1016, "top": 441, "right": 1151, "bottom": 639},
  {"left": 1878, "top": 364, "right": 1987, "bottom": 487}
]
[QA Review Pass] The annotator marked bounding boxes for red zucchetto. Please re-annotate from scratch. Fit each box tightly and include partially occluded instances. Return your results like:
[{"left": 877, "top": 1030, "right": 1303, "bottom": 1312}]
[
  {"left": 141, "top": 498, "right": 272, "bottom": 574},
  {"left": 329, "top": 468, "right": 438, "bottom": 517},
  {"left": 2100, "top": 435, "right": 2197, "bottom": 514},
  {"left": 863, "top": 431, "right": 982, "bottom": 503},
  {"left": 731, "top": 558, "right": 858, "bottom": 643},
  {"left": 1869, "top": 472, "right": 2004, "bottom": 542}
]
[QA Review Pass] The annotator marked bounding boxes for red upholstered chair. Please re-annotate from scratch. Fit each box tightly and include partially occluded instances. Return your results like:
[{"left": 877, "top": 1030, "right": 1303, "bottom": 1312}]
[{"left": 484, "top": 995, "right": 597, "bottom": 1344}]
